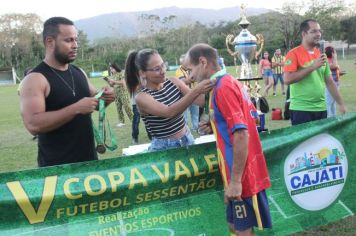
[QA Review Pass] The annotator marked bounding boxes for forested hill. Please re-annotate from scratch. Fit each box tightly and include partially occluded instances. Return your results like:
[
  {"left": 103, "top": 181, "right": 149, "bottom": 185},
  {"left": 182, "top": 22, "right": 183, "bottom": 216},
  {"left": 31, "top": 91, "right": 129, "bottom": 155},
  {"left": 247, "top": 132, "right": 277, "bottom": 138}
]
[{"left": 75, "top": 6, "right": 270, "bottom": 41}]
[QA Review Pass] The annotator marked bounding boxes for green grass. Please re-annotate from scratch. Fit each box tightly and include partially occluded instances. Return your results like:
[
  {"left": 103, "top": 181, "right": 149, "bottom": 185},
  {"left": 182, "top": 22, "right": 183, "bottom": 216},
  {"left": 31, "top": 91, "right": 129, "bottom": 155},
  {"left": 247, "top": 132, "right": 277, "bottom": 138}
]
[{"left": 0, "top": 59, "right": 355, "bottom": 234}]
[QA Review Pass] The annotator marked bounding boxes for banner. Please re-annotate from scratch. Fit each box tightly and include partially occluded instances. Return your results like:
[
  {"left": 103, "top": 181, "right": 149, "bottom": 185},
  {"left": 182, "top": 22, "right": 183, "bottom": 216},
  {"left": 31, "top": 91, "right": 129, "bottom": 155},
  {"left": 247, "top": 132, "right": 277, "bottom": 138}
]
[
  {"left": 0, "top": 143, "right": 228, "bottom": 235},
  {"left": 260, "top": 113, "right": 355, "bottom": 234},
  {"left": 0, "top": 112, "right": 355, "bottom": 235}
]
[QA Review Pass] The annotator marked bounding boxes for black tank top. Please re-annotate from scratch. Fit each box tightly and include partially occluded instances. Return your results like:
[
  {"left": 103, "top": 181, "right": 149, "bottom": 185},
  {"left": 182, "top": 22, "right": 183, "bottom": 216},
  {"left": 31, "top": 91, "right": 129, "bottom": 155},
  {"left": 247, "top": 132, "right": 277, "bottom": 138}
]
[{"left": 32, "top": 61, "right": 97, "bottom": 167}]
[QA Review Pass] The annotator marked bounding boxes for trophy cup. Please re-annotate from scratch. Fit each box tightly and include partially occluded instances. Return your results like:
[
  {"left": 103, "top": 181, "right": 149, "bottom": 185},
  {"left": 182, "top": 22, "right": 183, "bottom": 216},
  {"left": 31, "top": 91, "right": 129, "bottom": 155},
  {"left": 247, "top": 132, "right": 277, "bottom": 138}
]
[
  {"left": 226, "top": 4, "right": 264, "bottom": 81},
  {"left": 225, "top": 4, "right": 269, "bottom": 132}
]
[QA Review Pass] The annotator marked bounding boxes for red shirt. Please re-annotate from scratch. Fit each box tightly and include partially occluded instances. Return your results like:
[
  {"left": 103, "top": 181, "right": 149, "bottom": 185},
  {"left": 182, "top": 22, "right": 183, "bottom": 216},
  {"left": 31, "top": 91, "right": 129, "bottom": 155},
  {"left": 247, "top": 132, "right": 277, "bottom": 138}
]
[
  {"left": 210, "top": 73, "right": 271, "bottom": 197},
  {"left": 260, "top": 59, "right": 272, "bottom": 69}
]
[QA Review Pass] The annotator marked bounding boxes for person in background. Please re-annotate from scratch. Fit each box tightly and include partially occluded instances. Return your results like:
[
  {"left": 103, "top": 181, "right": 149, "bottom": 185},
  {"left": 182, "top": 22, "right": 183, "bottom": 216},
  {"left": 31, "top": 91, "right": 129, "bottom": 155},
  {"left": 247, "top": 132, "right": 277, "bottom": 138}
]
[
  {"left": 185, "top": 43, "right": 272, "bottom": 236},
  {"left": 284, "top": 19, "right": 346, "bottom": 125},
  {"left": 259, "top": 51, "right": 274, "bottom": 97},
  {"left": 124, "top": 48, "right": 215, "bottom": 151},
  {"left": 20, "top": 17, "right": 115, "bottom": 167},
  {"left": 107, "top": 63, "right": 133, "bottom": 127},
  {"left": 175, "top": 54, "right": 199, "bottom": 132},
  {"left": 325, "top": 46, "right": 340, "bottom": 117},
  {"left": 272, "top": 48, "right": 286, "bottom": 96}
]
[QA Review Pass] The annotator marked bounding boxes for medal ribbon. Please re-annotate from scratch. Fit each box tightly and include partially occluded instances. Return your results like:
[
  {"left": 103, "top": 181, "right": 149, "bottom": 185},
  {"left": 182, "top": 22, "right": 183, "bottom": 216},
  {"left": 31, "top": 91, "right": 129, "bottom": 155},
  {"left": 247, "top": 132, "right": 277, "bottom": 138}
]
[
  {"left": 204, "top": 67, "right": 227, "bottom": 114},
  {"left": 92, "top": 90, "right": 118, "bottom": 153}
]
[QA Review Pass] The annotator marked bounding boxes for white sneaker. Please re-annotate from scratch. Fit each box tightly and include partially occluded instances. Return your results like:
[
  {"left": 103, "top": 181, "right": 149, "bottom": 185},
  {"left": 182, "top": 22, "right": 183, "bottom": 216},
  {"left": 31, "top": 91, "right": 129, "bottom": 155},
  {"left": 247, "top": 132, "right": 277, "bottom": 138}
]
[{"left": 116, "top": 123, "right": 125, "bottom": 127}]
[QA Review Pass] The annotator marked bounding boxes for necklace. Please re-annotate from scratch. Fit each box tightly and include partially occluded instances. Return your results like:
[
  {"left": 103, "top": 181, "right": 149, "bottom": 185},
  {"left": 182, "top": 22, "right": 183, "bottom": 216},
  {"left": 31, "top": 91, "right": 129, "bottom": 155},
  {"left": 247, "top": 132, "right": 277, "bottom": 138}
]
[{"left": 49, "top": 65, "right": 76, "bottom": 96}]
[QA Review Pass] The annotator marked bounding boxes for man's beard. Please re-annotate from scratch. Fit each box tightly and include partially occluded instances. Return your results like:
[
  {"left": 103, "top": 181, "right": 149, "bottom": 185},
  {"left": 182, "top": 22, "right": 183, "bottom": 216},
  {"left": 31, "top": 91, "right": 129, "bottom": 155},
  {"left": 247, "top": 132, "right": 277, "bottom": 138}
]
[
  {"left": 54, "top": 47, "right": 75, "bottom": 64},
  {"left": 311, "top": 38, "right": 321, "bottom": 47}
]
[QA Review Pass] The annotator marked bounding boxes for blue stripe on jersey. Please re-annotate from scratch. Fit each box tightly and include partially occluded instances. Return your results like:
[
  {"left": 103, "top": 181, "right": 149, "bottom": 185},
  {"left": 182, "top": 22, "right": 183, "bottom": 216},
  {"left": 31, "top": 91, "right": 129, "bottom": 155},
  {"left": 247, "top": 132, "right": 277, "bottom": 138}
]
[
  {"left": 212, "top": 76, "right": 233, "bottom": 174},
  {"left": 231, "top": 124, "right": 247, "bottom": 133}
]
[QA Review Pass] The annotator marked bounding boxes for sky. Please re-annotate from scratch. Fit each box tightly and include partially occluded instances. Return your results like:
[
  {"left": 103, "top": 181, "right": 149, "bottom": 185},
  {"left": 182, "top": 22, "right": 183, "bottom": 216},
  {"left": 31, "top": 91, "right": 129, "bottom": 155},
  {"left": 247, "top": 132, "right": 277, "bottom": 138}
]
[{"left": 1, "top": 0, "right": 301, "bottom": 21}]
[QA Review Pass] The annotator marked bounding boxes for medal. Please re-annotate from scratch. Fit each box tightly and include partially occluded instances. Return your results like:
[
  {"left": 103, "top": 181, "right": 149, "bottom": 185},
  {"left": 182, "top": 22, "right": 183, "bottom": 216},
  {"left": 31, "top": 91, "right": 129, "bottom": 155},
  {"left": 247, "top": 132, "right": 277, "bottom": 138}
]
[
  {"left": 92, "top": 96, "right": 118, "bottom": 154},
  {"left": 96, "top": 144, "right": 106, "bottom": 154}
]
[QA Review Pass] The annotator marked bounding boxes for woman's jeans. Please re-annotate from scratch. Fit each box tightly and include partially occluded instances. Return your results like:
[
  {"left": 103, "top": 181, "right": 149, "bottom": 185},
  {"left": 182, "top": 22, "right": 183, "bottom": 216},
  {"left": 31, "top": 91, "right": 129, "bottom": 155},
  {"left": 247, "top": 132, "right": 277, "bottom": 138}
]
[
  {"left": 325, "top": 80, "right": 339, "bottom": 117},
  {"left": 148, "top": 128, "right": 194, "bottom": 151}
]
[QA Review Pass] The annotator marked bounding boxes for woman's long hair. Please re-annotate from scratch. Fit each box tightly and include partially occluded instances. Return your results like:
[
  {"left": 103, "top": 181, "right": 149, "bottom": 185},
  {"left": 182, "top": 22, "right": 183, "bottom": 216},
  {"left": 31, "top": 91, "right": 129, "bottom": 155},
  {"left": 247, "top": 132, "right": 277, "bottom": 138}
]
[
  {"left": 109, "top": 63, "right": 121, "bottom": 76},
  {"left": 124, "top": 48, "right": 158, "bottom": 96}
]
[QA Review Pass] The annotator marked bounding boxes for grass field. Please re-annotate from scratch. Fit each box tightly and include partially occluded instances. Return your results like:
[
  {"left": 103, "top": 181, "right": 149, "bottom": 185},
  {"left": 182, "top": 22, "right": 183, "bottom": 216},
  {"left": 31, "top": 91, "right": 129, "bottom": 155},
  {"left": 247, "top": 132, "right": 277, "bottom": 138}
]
[{"left": 0, "top": 59, "right": 355, "bottom": 234}]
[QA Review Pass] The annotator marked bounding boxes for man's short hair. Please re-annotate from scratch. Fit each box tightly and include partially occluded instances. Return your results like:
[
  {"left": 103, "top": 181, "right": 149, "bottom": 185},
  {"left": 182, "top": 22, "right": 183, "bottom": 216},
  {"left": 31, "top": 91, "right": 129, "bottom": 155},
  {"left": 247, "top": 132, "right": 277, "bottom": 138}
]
[
  {"left": 43, "top": 17, "right": 74, "bottom": 43},
  {"left": 300, "top": 19, "right": 318, "bottom": 33},
  {"left": 188, "top": 43, "right": 218, "bottom": 65}
]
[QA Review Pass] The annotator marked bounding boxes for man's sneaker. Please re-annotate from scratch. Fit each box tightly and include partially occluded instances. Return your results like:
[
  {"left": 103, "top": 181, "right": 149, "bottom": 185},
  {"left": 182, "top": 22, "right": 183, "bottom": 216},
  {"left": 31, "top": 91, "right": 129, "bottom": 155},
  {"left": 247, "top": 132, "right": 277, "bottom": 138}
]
[
  {"left": 273, "top": 93, "right": 276, "bottom": 96},
  {"left": 116, "top": 123, "right": 125, "bottom": 127}
]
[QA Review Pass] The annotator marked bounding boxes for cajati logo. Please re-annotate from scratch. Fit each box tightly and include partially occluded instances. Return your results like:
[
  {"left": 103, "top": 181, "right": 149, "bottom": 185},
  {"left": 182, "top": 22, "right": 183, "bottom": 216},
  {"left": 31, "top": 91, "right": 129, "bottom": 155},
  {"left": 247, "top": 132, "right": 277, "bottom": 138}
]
[{"left": 284, "top": 134, "right": 348, "bottom": 211}]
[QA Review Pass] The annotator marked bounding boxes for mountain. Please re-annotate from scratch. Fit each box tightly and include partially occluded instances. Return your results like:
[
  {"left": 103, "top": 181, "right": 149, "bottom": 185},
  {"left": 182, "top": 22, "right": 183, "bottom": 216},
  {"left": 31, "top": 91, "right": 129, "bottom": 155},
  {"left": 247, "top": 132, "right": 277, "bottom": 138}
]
[{"left": 75, "top": 6, "right": 271, "bottom": 41}]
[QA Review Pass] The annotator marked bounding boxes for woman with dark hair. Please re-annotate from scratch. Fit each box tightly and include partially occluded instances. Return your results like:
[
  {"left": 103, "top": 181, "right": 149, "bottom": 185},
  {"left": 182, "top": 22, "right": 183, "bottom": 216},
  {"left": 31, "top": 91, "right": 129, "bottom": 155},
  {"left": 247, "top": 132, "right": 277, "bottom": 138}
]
[
  {"left": 259, "top": 51, "right": 274, "bottom": 96},
  {"left": 107, "top": 63, "right": 133, "bottom": 127},
  {"left": 124, "top": 49, "right": 215, "bottom": 151},
  {"left": 325, "top": 46, "right": 340, "bottom": 117}
]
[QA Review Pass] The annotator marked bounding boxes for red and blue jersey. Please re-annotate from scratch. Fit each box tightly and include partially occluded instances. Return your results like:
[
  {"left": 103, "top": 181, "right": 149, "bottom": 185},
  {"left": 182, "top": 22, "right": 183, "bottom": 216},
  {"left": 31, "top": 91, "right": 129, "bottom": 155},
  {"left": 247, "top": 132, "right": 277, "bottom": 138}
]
[{"left": 209, "top": 74, "right": 271, "bottom": 198}]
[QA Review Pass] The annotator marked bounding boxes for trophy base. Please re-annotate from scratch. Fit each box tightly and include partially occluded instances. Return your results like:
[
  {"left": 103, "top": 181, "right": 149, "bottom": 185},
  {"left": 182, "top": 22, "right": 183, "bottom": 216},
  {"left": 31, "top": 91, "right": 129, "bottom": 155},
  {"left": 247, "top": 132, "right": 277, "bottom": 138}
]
[{"left": 238, "top": 77, "right": 263, "bottom": 81}]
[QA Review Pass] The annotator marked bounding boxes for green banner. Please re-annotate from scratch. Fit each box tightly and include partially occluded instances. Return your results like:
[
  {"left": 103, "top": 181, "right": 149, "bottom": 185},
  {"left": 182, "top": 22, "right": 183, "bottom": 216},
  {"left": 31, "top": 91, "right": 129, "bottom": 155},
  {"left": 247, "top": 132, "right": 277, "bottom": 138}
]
[
  {"left": 260, "top": 112, "right": 355, "bottom": 234},
  {"left": 0, "top": 143, "right": 227, "bottom": 235},
  {"left": 1, "top": 113, "right": 355, "bottom": 235}
]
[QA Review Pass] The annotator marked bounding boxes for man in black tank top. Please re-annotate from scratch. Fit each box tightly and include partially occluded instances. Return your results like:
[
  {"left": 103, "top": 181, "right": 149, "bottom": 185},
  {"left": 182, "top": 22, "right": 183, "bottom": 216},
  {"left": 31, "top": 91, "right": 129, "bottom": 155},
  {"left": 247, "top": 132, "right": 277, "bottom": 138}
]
[{"left": 19, "top": 17, "right": 115, "bottom": 167}]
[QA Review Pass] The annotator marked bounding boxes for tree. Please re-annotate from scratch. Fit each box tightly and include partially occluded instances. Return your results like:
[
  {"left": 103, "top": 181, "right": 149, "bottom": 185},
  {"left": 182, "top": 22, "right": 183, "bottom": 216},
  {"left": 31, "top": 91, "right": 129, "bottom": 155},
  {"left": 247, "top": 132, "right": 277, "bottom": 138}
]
[
  {"left": 0, "top": 13, "right": 43, "bottom": 74},
  {"left": 248, "top": 12, "right": 286, "bottom": 53},
  {"left": 274, "top": 1, "right": 304, "bottom": 51},
  {"left": 161, "top": 15, "right": 178, "bottom": 32},
  {"left": 304, "top": 0, "right": 345, "bottom": 41},
  {"left": 340, "top": 15, "right": 356, "bottom": 48},
  {"left": 77, "top": 30, "right": 89, "bottom": 60},
  {"left": 138, "top": 14, "right": 161, "bottom": 38}
]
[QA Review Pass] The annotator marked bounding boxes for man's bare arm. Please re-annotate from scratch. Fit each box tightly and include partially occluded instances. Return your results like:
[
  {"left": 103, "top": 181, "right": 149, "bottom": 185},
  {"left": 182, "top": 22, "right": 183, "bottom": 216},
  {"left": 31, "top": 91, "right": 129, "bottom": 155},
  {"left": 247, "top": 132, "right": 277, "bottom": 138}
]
[
  {"left": 224, "top": 129, "right": 249, "bottom": 202},
  {"left": 20, "top": 73, "right": 98, "bottom": 135}
]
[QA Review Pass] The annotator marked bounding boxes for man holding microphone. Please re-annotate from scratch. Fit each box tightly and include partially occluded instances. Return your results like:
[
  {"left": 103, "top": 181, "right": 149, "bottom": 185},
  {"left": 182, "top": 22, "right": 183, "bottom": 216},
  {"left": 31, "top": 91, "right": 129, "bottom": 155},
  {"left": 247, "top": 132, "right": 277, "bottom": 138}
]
[{"left": 283, "top": 19, "right": 346, "bottom": 125}]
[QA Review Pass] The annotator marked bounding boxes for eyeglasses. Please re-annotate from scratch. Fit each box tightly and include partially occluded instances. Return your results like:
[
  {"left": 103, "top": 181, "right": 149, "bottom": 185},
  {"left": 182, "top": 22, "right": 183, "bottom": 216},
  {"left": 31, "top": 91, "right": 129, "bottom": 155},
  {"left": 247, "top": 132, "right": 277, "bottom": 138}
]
[{"left": 146, "top": 63, "right": 167, "bottom": 73}]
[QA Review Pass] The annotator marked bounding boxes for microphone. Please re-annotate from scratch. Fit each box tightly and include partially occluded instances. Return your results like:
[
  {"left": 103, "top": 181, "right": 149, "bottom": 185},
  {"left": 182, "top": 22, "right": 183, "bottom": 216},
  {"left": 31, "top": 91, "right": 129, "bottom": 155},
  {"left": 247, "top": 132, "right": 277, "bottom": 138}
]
[{"left": 319, "top": 40, "right": 325, "bottom": 54}]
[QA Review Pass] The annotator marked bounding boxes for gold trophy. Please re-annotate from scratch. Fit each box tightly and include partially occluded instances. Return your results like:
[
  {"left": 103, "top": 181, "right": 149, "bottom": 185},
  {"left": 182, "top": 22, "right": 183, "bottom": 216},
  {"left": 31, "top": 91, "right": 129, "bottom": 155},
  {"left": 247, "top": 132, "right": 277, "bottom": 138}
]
[
  {"left": 226, "top": 4, "right": 264, "bottom": 81},
  {"left": 226, "top": 4, "right": 269, "bottom": 131}
]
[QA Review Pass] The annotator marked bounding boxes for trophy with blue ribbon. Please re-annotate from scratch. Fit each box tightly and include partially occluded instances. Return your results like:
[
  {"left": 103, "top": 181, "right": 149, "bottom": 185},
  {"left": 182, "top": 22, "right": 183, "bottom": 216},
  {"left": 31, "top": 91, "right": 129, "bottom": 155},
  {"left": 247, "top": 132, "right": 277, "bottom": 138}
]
[
  {"left": 225, "top": 4, "right": 268, "bottom": 132},
  {"left": 226, "top": 4, "right": 264, "bottom": 81}
]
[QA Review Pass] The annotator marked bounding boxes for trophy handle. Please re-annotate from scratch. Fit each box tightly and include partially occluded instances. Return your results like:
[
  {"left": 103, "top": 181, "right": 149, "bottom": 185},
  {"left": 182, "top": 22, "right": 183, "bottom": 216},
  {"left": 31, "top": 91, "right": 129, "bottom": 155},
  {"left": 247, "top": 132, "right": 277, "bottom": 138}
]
[
  {"left": 255, "top": 34, "right": 265, "bottom": 60},
  {"left": 225, "top": 34, "right": 239, "bottom": 57}
]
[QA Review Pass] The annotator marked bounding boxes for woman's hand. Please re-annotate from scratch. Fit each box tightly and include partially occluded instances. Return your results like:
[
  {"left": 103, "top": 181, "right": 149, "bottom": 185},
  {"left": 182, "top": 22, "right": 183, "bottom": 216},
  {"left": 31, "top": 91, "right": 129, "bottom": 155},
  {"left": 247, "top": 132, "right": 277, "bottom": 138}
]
[{"left": 194, "top": 79, "right": 216, "bottom": 94}]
